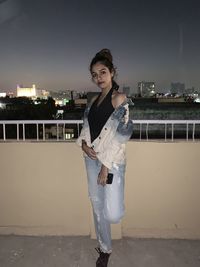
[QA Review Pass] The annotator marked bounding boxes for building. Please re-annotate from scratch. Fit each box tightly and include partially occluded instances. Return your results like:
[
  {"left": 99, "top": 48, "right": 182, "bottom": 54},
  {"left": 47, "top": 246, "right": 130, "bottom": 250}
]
[
  {"left": 50, "top": 90, "right": 75, "bottom": 106},
  {"left": 0, "top": 92, "right": 6, "bottom": 98},
  {"left": 138, "top": 81, "right": 156, "bottom": 97},
  {"left": 54, "top": 98, "right": 70, "bottom": 106},
  {"left": 17, "top": 85, "right": 50, "bottom": 99},
  {"left": 74, "top": 98, "right": 87, "bottom": 109},
  {"left": 158, "top": 97, "right": 186, "bottom": 103},
  {"left": 171, "top": 82, "right": 185, "bottom": 95},
  {"left": 122, "top": 86, "right": 131, "bottom": 96},
  {"left": 36, "top": 89, "right": 50, "bottom": 99},
  {"left": 17, "top": 84, "right": 36, "bottom": 98}
]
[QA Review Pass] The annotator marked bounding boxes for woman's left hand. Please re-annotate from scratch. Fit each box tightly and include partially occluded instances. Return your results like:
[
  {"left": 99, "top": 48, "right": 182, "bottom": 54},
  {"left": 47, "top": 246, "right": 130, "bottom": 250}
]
[{"left": 97, "top": 164, "right": 109, "bottom": 186}]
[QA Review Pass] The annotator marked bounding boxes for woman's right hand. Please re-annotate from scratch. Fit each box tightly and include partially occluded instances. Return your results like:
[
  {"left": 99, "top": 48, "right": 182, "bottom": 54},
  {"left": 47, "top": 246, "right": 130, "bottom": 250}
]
[{"left": 82, "top": 143, "right": 97, "bottom": 160}]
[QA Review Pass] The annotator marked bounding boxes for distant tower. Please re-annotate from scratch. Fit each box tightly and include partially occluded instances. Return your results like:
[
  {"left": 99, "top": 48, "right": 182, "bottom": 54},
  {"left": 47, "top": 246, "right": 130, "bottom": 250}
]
[
  {"left": 171, "top": 82, "right": 185, "bottom": 95},
  {"left": 32, "top": 84, "right": 36, "bottom": 96},
  {"left": 122, "top": 86, "right": 131, "bottom": 96},
  {"left": 17, "top": 84, "right": 37, "bottom": 97},
  {"left": 138, "top": 81, "right": 155, "bottom": 97}
]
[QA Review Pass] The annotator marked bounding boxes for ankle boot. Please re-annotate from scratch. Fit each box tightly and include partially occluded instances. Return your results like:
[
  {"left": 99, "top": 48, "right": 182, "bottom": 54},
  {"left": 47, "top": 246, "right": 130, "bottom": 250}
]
[{"left": 95, "top": 247, "right": 111, "bottom": 267}]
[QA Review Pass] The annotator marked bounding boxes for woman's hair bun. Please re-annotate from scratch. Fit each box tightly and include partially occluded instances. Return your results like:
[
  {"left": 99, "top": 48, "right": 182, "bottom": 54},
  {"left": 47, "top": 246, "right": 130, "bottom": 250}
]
[
  {"left": 90, "top": 48, "right": 118, "bottom": 90},
  {"left": 96, "top": 48, "right": 113, "bottom": 63}
]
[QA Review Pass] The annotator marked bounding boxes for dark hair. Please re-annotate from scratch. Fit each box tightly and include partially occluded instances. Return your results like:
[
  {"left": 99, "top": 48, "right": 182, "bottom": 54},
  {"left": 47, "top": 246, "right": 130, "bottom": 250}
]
[{"left": 89, "top": 48, "right": 119, "bottom": 90}]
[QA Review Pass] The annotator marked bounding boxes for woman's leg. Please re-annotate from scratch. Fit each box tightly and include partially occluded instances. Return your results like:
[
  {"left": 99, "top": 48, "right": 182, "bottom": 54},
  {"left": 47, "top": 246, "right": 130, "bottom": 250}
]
[
  {"left": 104, "top": 163, "right": 126, "bottom": 224},
  {"left": 84, "top": 156, "right": 112, "bottom": 253}
]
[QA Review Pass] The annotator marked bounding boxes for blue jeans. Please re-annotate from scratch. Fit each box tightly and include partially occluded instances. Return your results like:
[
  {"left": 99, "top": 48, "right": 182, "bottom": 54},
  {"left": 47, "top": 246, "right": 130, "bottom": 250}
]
[{"left": 84, "top": 156, "right": 125, "bottom": 253}]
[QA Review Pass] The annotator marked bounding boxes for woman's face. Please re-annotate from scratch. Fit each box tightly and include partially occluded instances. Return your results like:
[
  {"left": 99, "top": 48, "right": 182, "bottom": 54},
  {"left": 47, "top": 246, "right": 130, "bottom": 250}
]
[{"left": 91, "top": 62, "right": 113, "bottom": 90}]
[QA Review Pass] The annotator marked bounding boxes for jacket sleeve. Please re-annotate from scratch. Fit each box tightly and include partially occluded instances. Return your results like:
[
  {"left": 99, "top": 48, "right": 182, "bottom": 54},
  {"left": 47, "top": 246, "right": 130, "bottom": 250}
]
[
  {"left": 76, "top": 107, "right": 90, "bottom": 147},
  {"left": 76, "top": 124, "right": 86, "bottom": 147},
  {"left": 96, "top": 141, "right": 121, "bottom": 169}
]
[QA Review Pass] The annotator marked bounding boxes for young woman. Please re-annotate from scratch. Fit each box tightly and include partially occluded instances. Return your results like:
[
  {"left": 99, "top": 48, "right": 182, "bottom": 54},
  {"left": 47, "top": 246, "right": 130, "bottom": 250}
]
[{"left": 76, "top": 49, "right": 133, "bottom": 267}]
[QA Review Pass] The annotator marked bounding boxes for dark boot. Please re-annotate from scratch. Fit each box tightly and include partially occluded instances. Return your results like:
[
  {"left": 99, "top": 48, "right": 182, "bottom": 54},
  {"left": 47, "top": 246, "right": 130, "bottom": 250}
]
[{"left": 95, "top": 247, "right": 111, "bottom": 267}]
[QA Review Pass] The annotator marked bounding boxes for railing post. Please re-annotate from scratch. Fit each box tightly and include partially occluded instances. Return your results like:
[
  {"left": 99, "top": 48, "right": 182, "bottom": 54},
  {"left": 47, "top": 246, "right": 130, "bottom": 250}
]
[
  {"left": 192, "top": 123, "right": 195, "bottom": 142},
  {"left": 17, "top": 124, "right": 19, "bottom": 141},
  {"left": 37, "top": 124, "right": 39, "bottom": 141},
  {"left": 146, "top": 123, "right": 149, "bottom": 141},
  {"left": 77, "top": 123, "right": 80, "bottom": 137},
  {"left": 57, "top": 123, "right": 59, "bottom": 141},
  {"left": 63, "top": 123, "right": 65, "bottom": 141},
  {"left": 23, "top": 124, "right": 25, "bottom": 141},
  {"left": 43, "top": 124, "right": 45, "bottom": 141},
  {"left": 3, "top": 123, "right": 6, "bottom": 141}
]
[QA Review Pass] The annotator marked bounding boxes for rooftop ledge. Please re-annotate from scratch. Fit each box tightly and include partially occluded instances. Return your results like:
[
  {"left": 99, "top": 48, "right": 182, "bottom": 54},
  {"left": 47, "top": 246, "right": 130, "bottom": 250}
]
[{"left": 0, "top": 141, "right": 200, "bottom": 240}]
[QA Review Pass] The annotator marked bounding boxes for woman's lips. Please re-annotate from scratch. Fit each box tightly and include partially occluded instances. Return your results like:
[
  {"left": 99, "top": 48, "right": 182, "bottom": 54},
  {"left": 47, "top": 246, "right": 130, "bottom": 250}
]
[{"left": 98, "top": 81, "right": 104, "bottom": 85}]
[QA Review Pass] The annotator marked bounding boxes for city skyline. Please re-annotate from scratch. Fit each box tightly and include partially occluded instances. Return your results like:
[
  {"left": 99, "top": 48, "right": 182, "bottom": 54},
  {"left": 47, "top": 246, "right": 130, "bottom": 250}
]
[{"left": 0, "top": 0, "right": 200, "bottom": 92}]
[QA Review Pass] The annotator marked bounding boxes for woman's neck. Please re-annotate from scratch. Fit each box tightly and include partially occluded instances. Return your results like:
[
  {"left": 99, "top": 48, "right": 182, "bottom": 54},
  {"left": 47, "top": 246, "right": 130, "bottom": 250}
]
[{"left": 101, "top": 85, "right": 112, "bottom": 96}]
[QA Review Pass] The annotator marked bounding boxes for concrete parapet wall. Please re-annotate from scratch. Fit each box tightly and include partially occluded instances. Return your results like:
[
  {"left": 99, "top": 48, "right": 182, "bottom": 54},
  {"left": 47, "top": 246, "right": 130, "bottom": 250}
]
[{"left": 0, "top": 142, "right": 199, "bottom": 239}]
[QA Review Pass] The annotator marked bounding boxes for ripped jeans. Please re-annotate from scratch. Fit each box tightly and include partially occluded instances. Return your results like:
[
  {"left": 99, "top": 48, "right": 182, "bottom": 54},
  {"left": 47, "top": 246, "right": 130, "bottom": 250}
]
[{"left": 84, "top": 156, "right": 125, "bottom": 253}]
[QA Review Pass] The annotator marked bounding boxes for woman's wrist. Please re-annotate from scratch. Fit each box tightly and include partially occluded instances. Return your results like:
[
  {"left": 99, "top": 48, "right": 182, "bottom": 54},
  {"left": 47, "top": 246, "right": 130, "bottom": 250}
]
[
  {"left": 101, "top": 164, "right": 108, "bottom": 172},
  {"left": 81, "top": 140, "right": 87, "bottom": 150}
]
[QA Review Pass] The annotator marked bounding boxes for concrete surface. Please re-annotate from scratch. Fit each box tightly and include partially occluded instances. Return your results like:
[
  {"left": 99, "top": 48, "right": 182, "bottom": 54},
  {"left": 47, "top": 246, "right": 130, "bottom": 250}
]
[
  {"left": 1, "top": 142, "right": 200, "bottom": 240},
  {"left": 0, "top": 236, "right": 200, "bottom": 267}
]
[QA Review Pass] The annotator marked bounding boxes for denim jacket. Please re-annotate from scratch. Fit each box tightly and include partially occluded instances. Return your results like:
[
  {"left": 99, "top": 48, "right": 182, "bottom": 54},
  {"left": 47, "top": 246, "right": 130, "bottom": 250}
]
[{"left": 76, "top": 98, "right": 134, "bottom": 169}]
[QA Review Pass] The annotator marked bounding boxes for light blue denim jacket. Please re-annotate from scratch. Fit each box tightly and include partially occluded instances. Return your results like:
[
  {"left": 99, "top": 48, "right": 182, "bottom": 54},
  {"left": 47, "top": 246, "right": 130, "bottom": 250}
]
[{"left": 76, "top": 98, "right": 134, "bottom": 169}]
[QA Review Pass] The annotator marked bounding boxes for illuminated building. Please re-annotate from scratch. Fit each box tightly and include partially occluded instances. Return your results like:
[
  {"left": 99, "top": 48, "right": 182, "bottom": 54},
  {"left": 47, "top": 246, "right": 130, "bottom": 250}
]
[
  {"left": 171, "top": 82, "right": 185, "bottom": 95},
  {"left": 0, "top": 92, "right": 6, "bottom": 98},
  {"left": 138, "top": 81, "right": 156, "bottom": 97},
  {"left": 54, "top": 98, "right": 70, "bottom": 106},
  {"left": 122, "top": 86, "right": 131, "bottom": 96},
  {"left": 36, "top": 89, "right": 50, "bottom": 99},
  {"left": 17, "top": 84, "right": 36, "bottom": 97}
]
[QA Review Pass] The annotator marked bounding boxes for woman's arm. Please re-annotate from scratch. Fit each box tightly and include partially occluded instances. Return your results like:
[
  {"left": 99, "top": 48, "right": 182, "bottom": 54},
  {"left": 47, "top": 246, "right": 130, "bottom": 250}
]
[
  {"left": 97, "top": 164, "right": 109, "bottom": 186},
  {"left": 112, "top": 92, "right": 126, "bottom": 109},
  {"left": 81, "top": 139, "right": 97, "bottom": 160}
]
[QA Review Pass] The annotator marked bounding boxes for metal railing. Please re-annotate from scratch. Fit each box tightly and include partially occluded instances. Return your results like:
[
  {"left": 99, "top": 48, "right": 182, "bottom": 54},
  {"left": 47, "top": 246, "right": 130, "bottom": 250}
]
[
  {"left": 0, "top": 120, "right": 82, "bottom": 142},
  {"left": 0, "top": 120, "right": 200, "bottom": 142},
  {"left": 133, "top": 120, "right": 200, "bottom": 141}
]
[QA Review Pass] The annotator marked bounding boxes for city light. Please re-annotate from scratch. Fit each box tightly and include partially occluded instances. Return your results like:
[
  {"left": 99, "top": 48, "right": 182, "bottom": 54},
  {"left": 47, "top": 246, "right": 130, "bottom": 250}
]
[
  {"left": 0, "top": 93, "right": 6, "bottom": 98},
  {"left": 17, "top": 84, "right": 36, "bottom": 97},
  {"left": 0, "top": 103, "right": 6, "bottom": 109},
  {"left": 194, "top": 98, "right": 200, "bottom": 103}
]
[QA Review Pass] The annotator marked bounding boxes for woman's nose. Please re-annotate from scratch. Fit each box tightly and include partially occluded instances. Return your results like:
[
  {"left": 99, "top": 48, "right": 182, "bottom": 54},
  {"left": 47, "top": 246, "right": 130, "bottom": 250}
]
[{"left": 97, "top": 74, "right": 103, "bottom": 81}]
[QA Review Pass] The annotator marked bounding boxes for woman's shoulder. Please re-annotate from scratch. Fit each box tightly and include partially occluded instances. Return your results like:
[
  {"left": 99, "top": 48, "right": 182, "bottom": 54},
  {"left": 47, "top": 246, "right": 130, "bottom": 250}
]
[{"left": 112, "top": 91, "right": 127, "bottom": 109}]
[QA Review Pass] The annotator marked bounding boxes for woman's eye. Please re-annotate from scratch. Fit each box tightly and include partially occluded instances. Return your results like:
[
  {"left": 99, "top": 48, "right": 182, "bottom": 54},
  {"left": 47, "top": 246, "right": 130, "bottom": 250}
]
[
  {"left": 92, "top": 74, "right": 97, "bottom": 78},
  {"left": 101, "top": 71, "right": 106, "bottom": 75}
]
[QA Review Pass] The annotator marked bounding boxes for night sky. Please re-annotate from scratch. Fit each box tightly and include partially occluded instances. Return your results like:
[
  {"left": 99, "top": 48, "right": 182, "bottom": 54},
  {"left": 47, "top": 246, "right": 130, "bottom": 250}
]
[{"left": 0, "top": 0, "right": 200, "bottom": 93}]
